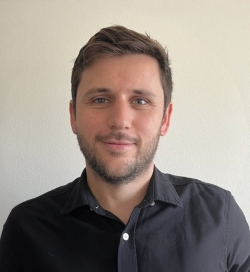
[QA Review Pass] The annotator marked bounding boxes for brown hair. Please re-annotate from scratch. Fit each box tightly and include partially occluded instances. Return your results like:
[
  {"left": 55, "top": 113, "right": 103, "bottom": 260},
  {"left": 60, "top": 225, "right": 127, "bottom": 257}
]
[{"left": 71, "top": 25, "right": 172, "bottom": 113}]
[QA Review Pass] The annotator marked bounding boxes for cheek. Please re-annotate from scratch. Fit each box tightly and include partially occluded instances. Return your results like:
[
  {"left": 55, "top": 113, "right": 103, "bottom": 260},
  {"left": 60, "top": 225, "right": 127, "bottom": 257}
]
[
  {"left": 134, "top": 116, "right": 161, "bottom": 137},
  {"left": 76, "top": 111, "right": 104, "bottom": 138}
]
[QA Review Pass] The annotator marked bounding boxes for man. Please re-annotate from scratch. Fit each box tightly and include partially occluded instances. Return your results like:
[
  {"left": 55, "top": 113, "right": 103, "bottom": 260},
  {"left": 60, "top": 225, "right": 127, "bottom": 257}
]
[{"left": 0, "top": 25, "right": 249, "bottom": 272}]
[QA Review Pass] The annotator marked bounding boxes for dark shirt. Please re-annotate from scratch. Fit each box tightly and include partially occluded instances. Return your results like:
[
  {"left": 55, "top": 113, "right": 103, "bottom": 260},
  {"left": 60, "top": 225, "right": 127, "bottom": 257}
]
[{"left": 0, "top": 167, "right": 250, "bottom": 272}]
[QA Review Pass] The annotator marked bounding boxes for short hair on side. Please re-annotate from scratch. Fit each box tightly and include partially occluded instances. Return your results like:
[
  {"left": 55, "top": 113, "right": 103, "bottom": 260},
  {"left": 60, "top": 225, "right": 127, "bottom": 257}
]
[{"left": 71, "top": 25, "right": 172, "bottom": 113}]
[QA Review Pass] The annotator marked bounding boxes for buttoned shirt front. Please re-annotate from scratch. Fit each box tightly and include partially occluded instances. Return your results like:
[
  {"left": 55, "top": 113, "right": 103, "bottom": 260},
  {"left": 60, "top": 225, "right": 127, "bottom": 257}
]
[{"left": 0, "top": 167, "right": 249, "bottom": 271}]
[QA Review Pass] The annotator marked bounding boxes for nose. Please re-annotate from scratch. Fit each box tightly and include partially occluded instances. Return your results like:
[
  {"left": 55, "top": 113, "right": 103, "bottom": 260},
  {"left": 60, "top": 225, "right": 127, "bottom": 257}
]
[{"left": 107, "top": 99, "right": 132, "bottom": 130}]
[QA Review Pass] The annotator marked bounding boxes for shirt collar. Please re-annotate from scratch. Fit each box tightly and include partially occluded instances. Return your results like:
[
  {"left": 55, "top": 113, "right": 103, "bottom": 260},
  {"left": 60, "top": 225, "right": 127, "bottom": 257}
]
[
  {"left": 137, "top": 166, "right": 183, "bottom": 208},
  {"left": 152, "top": 166, "right": 183, "bottom": 207},
  {"left": 61, "top": 169, "right": 90, "bottom": 215},
  {"left": 61, "top": 166, "right": 182, "bottom": 215}
]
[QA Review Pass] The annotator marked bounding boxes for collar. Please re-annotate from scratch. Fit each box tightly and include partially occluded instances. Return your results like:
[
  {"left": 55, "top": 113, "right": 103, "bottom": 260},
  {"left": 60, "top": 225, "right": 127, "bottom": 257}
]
[
  {"left": 61, "top": 166, "right": 182, "bottom": 215},
  {"left": 152, "top": 166, "right": 182, "bottom": 207}
]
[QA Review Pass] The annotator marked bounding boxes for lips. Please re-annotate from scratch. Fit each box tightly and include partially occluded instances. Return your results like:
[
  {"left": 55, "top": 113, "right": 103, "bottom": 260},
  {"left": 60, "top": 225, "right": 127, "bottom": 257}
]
[
  {"left": 102, "top": 141, "right": 134, "bottom": 145},
  {"left": 100, "top": 140, "right": 134, "bottom": 151},
  {"left": 96, "top": 132, "right": 138, "bottom": 152},
  {"left": 96, "top": 132, "right": 138, "bottom": 144}
]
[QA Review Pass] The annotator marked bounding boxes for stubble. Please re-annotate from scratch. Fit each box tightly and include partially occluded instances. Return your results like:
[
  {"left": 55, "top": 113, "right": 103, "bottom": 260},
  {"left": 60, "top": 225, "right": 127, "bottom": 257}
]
[{"left": 76, "top": 130, "right": 160, "bottom": 185}]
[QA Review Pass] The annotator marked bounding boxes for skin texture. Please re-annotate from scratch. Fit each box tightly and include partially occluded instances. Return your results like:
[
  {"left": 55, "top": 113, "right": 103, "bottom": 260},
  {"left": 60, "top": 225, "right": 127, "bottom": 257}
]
[{"left": 70, "top": 54, "right": 172, "bottom": 223}]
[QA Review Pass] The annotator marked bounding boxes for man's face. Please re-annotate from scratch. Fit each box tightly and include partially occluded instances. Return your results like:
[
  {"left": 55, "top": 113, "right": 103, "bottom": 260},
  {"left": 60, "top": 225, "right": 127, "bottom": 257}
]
[{"left": 70, "top": 54, "right": 172, "bottom": 184}]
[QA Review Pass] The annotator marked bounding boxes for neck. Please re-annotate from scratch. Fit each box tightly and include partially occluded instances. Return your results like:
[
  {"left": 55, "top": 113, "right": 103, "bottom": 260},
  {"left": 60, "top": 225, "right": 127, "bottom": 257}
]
[{"left": 86, "top": 164, "right": 154, "bottom": 224}]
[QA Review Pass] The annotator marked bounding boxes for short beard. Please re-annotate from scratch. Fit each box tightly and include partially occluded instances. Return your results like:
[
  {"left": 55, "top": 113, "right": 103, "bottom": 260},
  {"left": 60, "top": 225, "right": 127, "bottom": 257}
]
[{"left": 76, "top": 131, "right": 160, "bottom": 185}]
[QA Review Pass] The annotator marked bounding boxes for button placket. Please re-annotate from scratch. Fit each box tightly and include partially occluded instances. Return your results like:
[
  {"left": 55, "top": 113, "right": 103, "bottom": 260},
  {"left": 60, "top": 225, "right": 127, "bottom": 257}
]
[{"left": 117, "top": 208, "right": 141, "bottom": 272}]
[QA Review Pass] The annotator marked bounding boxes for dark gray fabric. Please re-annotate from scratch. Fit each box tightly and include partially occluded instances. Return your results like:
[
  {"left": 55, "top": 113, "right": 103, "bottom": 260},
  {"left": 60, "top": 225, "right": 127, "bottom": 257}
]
[{"left": 0, "top": 167, "right": 249, "bottom": 272}]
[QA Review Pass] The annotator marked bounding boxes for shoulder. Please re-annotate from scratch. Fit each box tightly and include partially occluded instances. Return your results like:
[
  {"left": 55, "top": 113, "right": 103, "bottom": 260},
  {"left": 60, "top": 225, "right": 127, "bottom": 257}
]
[
  {"left": 162, "top": 172, "right": 250, "bottom": 243},
  {"left": 168, "top": 172, "right": 228, "bottom": 192},
  {"left": 167, "top": 173, "right": 232, "bottom": 218},
  {"left": 157, "top": 170, "right": 250, "bottom": 268},
  {"left": 158, "top": 169, "right": 231, "bottom": 203},
  {"left": 153, "top": 168, "right": 234, "bottom": 224},
  {"left": 6, "top": 178, "right": 80, "bottom": 224}
]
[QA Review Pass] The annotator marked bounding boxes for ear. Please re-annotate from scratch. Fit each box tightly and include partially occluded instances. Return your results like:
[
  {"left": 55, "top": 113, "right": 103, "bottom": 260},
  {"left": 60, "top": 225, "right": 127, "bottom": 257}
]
[
  {"left": 69, "top": 100, "right": 77, "bottom": 134},
  {"left": 160, "top": 102, "right": 173, "bottom": 136}
]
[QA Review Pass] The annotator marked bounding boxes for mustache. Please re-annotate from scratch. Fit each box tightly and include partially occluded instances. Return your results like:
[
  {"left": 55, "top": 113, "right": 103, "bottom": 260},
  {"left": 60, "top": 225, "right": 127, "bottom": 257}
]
[{"left": 96, "top": 132, "right": 139, "bottom": 143}]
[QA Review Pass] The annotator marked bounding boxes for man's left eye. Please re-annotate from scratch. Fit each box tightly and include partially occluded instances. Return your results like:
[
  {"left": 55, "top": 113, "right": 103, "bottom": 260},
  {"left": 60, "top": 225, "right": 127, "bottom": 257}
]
[{"left": 134, "top": 99, "right": 147, "bottom": 105}]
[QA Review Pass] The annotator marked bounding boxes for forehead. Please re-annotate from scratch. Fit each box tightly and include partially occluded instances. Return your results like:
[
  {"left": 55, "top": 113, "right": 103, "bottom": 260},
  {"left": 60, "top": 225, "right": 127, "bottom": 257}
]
[{"left": 78, "top": 54, "right": 163, "bottom": 93}]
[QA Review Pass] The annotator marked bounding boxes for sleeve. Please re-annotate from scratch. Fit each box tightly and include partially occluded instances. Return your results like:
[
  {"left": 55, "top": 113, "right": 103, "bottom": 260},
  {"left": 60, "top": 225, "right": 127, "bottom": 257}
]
[
  {"left": 227, "top": 193, "right": 250, "bottom": 272},
  {"left": 0, "top": 213, "right": 21, "bottom": 272}
]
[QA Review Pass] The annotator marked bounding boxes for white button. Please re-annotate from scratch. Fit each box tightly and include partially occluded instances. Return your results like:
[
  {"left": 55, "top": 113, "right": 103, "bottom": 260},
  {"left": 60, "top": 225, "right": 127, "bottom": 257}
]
[
  {"left": 150, "top": 201, "right": 155, "bottom": 206},
  {"left": 123, "top": 233, "right": 129, "bottom": 241}
]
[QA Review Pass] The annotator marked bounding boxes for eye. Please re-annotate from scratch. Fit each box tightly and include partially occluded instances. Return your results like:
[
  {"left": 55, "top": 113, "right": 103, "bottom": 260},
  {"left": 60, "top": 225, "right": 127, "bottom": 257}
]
[
  {"left": 93, "top": 98, "right": 108, "bottom": 104},
  {"left": 134, "top": 98, "right": 147, "bottom": 105}
]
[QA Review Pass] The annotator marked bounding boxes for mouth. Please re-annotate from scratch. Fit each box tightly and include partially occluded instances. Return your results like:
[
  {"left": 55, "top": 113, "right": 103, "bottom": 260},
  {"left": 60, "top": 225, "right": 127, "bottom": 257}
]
[
  {"left": 100, "top": 140, "right": 135, "bottom": 151},
  {"left": 96, "top": 132, "right": 138, "bottom": 151}
]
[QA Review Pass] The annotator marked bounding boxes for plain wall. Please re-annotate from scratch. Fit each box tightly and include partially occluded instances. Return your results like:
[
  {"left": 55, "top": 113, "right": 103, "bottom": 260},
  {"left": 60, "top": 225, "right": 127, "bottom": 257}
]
[{"left": 0, "top": 1, "right": 250, "bottom": 233}]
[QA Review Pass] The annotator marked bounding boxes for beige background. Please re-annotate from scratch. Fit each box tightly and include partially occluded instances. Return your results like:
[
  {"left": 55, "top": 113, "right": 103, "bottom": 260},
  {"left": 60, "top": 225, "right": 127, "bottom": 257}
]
[{"left": 0, "top": 1, "right": 250, "bottom": 233}]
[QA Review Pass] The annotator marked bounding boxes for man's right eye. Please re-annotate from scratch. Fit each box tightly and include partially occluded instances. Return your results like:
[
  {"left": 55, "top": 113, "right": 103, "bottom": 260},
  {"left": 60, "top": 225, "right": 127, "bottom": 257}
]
[{"left": 93, "top": 98, "right": 107, "bottom": 103}]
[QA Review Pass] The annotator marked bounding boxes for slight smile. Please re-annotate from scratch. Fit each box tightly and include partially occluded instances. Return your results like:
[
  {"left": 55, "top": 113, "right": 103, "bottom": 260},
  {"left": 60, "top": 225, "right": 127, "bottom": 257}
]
[{"left": 100, "top": 141, "right": 135, "bottom": 151}]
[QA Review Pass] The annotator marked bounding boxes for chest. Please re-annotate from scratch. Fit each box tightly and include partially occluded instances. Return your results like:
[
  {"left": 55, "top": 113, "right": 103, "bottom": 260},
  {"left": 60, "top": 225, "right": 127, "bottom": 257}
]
[{"left": 19, "top": 203, "right": 226, "bottom": 272}]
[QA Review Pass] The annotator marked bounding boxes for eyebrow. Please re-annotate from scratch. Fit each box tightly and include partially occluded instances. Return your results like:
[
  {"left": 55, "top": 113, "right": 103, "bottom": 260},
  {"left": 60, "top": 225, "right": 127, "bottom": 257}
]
[
  {"left": 133, "top": 89, "right": 156, "bottom": 98},
  {"left": 82, "top": 88, "right": 111, "bottom": 98},
  {"left": 86, "top": 88, "right": 110, "bottom": 94}
]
